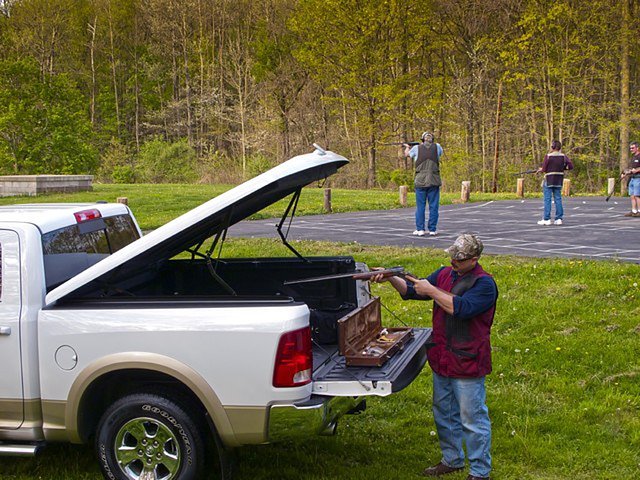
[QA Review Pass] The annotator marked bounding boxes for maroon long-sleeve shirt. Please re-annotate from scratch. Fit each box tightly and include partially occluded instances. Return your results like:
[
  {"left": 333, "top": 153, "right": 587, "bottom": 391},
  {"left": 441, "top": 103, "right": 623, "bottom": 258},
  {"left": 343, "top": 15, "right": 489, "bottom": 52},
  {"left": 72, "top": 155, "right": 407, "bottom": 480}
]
[{"left": 542, "top": 151, "right": 574, "bottom": 187}]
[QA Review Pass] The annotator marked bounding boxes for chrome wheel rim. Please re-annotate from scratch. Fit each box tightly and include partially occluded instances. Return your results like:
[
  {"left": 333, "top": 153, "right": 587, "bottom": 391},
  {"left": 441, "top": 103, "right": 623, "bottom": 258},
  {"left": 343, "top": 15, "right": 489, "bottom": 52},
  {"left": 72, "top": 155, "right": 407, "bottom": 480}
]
[{"left": 114, "top": 416, "right": 181, "bottom": 480}]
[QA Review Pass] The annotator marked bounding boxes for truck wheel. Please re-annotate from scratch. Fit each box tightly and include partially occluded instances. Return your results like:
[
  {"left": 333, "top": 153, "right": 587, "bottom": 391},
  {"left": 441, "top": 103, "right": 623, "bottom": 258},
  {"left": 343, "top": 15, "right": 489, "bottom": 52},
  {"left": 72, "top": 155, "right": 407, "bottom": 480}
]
[{"left": 95, "top": 393, "right": 205, "bottom": 480}]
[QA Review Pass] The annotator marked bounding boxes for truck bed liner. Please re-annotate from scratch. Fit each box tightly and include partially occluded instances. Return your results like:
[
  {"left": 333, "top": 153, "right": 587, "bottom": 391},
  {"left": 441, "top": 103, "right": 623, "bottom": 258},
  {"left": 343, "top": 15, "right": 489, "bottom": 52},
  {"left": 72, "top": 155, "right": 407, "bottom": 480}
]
[{"left": 312, "top": 328, "right": 432, "bottom": 394}]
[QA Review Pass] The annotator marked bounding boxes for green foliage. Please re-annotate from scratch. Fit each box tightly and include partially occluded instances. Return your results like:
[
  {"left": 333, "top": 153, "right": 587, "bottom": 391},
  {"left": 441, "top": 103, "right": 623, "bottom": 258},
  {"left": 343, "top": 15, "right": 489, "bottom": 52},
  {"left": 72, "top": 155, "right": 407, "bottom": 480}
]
[
  {"left": 111, "top": 165, "right": 136, "bottom": 184},
  {"left": 136, "top": 138, "right": 198, "bottom": 183},
  {"left": 252, "top": 19, "right": 292, "bottom": 82},
  {"left": 0, "top": 0, "right": 632, "bottom": 190},
  {"left": 376, "top": 168, "right": 391, "bottom": 187},
  {"left": 390, "top": 168, "right": 413, "bottom": 188},
  {"left": 0, "top": 59, "right": 97, "bottom": 175},
  {"left": 97, "top": 139, "right": 133, "bottom": 183},
  {"left": 378, "top": 168, "right": 413, "bottom": 188},
  {"left": 197, "top": 150, "right": 240, "bottom": 184},
  {"left": 440, "top": 150, "right": 470, "bottom": 187},
  {"left": 246, "top": 153, "right": 274, "bottom": 178}
]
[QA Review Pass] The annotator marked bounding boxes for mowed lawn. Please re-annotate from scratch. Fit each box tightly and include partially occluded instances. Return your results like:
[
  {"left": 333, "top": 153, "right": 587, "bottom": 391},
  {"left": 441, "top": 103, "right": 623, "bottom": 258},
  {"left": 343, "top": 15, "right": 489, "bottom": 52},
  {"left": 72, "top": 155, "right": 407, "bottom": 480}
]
[
  {"left": 0, "top": 185, "right": 637, "bottom": 479},
  {"left": 1, "top": 238, "right": 639, "bottom": 480}
]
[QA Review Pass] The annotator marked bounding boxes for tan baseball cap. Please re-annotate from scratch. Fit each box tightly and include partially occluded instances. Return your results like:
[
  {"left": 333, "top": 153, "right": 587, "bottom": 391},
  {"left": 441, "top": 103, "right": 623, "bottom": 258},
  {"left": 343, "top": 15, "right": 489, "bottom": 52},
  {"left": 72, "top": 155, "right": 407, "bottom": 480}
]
[{"left": 445, "top": 233, "right": 484, "bottom": 260}]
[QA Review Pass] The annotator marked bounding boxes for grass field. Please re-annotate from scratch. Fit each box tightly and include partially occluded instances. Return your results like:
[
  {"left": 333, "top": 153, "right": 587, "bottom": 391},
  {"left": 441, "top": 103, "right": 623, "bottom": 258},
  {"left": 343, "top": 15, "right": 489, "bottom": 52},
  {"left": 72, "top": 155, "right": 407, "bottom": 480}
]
[
  {"left": 1, "top": 238, "right": 638, "bottom": 480},
  {"left": 0, "top": 183, "right": 537, "bottom": 231}
]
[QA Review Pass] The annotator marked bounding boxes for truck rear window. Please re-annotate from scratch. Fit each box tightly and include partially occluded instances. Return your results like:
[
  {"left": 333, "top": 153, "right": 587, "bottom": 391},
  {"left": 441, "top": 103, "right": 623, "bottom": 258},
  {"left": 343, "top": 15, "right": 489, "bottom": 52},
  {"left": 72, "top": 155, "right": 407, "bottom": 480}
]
[{"left": 42, "top": 214, "right": 140, "bottom": 291}]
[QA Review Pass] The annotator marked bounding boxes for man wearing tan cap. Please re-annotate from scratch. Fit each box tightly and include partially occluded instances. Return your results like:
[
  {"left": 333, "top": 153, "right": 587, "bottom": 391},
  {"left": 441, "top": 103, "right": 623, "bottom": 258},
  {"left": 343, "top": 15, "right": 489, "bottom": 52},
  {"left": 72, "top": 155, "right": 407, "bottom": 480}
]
[{"left": 372, "top": 234, "right": 497, "bottom": 480}]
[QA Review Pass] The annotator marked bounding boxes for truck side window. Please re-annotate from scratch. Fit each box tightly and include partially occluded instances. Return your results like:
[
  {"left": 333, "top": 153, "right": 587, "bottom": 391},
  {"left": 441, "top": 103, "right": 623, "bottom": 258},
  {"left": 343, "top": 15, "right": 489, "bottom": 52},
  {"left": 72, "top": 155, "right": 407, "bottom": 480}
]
[
  {"left": 42, "top": 214, "right": 140, "bottom": 291},
  {"left": 103, "top": 215, "right": 140, "bottom": 251}
]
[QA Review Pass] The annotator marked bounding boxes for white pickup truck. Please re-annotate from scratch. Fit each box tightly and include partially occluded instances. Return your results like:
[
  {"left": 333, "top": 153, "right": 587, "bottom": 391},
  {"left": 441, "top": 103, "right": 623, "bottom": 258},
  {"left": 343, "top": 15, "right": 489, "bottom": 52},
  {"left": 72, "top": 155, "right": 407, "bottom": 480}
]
[{"left": 0, "top": 147, "right": 431, "bottom": 480}]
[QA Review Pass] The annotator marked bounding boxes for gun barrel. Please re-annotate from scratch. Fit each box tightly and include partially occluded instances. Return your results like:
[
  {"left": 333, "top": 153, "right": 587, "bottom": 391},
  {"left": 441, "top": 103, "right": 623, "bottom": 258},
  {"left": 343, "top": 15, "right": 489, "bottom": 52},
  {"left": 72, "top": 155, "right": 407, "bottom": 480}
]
[
  {"left": 606, "top": 175, "right": 622, "bottom": 201},
  {"left": 381, "top": 141, "right": 420, "bottom": 147},
  {"left": 283, "top": 266, "right": 406, "bottom": 285}
]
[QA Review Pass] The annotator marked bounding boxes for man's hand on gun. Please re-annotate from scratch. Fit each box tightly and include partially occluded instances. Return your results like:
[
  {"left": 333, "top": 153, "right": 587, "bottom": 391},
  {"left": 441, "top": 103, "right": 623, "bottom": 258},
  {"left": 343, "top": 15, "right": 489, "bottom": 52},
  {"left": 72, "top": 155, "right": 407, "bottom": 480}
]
[
  {"left": 368, "top": 267, "right": 401, "bottom": 284},
  {"left": 369, "top": 267, "right": 437, "bottom": 297},
  {"left": 402, "top": 273, "right": 439, "bottom": 297}
]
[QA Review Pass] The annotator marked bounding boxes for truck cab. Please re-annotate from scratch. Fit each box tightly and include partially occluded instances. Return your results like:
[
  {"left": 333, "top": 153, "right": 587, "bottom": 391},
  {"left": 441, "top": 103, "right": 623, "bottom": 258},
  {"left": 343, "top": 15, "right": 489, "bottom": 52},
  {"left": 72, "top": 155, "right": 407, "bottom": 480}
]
[{"left": 0, "top": 203, "right": 140, "bottom": 438}]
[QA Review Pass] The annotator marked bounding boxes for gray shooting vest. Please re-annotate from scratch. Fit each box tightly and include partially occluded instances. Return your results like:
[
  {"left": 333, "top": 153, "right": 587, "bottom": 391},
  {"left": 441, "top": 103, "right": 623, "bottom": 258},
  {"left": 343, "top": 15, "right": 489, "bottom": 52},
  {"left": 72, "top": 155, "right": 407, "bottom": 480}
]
[{"left": 415, "top": 142, "right": 442, "bottom": 188}]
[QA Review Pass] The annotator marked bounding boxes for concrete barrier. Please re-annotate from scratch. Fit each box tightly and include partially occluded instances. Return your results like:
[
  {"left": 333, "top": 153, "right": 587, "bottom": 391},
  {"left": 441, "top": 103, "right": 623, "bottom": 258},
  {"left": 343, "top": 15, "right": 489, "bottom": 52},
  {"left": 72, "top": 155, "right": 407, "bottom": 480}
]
[{"left": 0, "top": 175, "right": 93, "bottom": 197}]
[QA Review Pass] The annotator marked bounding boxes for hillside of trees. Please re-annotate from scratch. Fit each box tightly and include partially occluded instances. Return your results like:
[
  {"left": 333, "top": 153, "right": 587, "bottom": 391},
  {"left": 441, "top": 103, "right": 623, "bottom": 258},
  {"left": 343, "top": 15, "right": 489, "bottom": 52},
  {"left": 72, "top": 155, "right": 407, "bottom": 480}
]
[{"left": 0, "top": 0, "right": 638, "bottom": 192}]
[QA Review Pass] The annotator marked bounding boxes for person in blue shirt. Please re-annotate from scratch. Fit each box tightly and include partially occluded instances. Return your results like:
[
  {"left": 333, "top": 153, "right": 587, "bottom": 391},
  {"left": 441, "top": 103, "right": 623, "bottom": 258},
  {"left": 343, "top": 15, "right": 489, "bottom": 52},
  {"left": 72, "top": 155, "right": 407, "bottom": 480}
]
[
  {"left": 405, "top": 132, "right": 444, "bottom": 236},
  {"left": 372, "top": 234, "right": 498, "bottom": 480}
]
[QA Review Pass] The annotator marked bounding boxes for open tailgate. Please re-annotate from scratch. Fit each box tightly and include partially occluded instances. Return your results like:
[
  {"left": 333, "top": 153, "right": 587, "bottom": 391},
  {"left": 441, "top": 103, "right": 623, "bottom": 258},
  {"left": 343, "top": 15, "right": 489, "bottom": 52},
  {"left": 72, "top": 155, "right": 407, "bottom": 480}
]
[{"left": 311, "top": 328, "right": 432, "bottom": 397}]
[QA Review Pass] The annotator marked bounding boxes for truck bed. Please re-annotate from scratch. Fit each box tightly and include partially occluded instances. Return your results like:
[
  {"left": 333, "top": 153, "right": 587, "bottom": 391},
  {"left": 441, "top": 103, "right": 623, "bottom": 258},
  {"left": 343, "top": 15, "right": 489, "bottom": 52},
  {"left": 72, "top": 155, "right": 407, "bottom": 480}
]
[{"left": 312, "top": 328, "right": 432, "bottom": 395}]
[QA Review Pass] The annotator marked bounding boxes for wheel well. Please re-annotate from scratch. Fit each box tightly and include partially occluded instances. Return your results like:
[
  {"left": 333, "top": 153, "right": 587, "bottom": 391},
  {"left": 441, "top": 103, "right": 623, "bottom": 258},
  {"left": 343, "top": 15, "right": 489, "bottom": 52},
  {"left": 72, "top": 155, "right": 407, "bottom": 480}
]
[{"left": 77, "top": 369, "right": 210, "bottom": 444}]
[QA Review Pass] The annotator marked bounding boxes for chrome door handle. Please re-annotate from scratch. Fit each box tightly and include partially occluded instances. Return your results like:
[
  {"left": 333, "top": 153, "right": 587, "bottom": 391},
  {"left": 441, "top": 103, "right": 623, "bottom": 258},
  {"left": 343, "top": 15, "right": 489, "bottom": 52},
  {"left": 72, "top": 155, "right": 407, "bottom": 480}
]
[{"left": 0, "top": 326, "right": 11, "bottom": 336}]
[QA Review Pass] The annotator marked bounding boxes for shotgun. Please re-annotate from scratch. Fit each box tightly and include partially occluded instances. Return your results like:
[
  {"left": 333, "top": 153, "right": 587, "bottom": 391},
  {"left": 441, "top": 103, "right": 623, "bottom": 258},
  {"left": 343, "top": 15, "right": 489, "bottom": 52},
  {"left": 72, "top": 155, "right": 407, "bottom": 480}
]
[
  {"left": 283, "top": 266, "right": 411, "bottom": 285},
  {"left": 381, "top": 141, "right": 420, "bottom": 147}
]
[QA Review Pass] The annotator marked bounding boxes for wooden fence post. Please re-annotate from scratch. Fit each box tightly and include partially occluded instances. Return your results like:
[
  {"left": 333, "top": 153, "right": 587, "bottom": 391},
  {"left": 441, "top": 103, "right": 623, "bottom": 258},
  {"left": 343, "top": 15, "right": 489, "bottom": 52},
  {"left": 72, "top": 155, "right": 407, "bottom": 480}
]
[
  {"left": 607, "top": 178, "right": 615, "bottom": 196},
  {"left": 323, "top": 188, "right": 332, "bottom": 213},
  {"left": 117, "top": 197, "right": 128, "bottom": 205},
  {"left": 461, "top": 181, "right": 471, "bottom": 203},
  {"left": 516, "top": 178, "right": 524, "bottom": 197},
  {"left": 562, "top": 179, "right": 571, "bottom": 196},
  {"left": 399, "top": 185, "right": 408, "bottom": 207}
]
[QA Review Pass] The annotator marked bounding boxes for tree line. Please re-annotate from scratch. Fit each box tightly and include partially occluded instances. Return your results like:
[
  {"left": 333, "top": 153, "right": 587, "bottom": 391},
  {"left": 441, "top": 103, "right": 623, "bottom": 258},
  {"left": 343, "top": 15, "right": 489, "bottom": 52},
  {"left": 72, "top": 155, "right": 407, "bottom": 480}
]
[{"left": 0, "top": 0, "right": 638, "bottom": 192}]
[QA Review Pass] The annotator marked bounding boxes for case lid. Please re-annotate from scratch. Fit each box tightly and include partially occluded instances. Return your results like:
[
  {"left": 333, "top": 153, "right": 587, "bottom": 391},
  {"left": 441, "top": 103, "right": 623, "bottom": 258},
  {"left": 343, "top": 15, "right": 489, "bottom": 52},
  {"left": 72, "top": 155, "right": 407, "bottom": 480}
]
[{"left": 338, "top": 297, "right": 381, "bottom": 354}]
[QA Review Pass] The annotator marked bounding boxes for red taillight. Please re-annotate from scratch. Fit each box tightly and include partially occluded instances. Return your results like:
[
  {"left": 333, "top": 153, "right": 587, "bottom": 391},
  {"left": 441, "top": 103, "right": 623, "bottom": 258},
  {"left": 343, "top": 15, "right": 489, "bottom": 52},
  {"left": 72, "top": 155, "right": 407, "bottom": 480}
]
[
  {"left": 273, "top": 327, "right": 312, "bottom": 388},
  {"left": 74, "top": 209, "right": 102, "bottom": 223}
]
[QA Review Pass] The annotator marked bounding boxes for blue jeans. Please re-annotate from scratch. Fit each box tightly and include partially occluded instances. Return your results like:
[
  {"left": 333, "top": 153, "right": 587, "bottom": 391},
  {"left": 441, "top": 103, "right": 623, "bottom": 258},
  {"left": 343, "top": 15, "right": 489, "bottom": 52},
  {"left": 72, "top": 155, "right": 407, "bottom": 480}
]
[
  {"left": 415, "top": 186, "right": 440, "bottom": 232},
  {"left": 432, "top": 372, "right": 491, "bottom": 478},
  {"left": 629, "top": 177, "right": 640, "bottom": 196},
  {"left": 543, "top": 184, "right": 563, "bottom": 221}
]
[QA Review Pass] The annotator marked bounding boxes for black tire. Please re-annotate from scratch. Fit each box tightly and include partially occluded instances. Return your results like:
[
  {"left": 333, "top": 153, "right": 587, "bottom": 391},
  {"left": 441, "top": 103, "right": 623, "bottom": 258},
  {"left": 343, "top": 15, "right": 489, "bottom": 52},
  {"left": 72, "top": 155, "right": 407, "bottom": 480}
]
[{"left": 95, "top": 392, "right": 206, "bottom": 480}]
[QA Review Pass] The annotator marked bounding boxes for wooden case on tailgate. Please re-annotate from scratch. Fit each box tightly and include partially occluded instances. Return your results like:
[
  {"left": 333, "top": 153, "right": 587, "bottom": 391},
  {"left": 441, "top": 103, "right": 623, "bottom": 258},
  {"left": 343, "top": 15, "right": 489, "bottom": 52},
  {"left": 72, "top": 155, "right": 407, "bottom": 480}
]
[{"left": 337, "top": 296, "right": 413, "bottom": 367}]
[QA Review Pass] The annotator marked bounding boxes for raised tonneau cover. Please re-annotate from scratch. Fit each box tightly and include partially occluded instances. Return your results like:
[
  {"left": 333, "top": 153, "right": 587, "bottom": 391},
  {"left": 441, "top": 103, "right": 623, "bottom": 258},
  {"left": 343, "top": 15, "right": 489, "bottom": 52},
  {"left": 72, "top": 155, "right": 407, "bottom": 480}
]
[{"left": 45, "top": 147, "right": 348, "bottom": 306}]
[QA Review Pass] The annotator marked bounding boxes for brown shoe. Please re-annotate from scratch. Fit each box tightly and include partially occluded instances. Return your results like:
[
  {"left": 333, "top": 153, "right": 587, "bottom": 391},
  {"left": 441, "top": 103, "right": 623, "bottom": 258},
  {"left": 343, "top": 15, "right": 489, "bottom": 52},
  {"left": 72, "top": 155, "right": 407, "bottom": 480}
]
[
  {"left": 422, "top": 462, "right": 464, "bottom": 476},
  {"left": 624, "top": 211, "right": 635, "bottom": 217},
  {"left": 466, "top": 476, "right": 491, "bottom": 480},
  {"left": 633, "top": 212, "right": 640, "bottom": 217}
]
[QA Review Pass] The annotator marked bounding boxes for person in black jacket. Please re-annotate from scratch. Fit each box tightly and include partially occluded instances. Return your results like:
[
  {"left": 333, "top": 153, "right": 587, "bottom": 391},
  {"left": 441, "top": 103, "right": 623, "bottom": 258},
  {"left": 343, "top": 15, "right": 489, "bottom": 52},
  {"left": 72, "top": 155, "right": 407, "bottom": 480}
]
[{"left": 536, "top": 140, "right": 574, "bottom": 226}]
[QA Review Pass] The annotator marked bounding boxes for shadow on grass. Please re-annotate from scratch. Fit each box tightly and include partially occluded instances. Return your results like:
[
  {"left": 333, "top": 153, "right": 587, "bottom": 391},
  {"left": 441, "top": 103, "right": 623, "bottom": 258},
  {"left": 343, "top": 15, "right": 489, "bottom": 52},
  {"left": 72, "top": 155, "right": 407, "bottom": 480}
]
[{"left": 0, "top": 443, "right": 100, "bottom": 479}]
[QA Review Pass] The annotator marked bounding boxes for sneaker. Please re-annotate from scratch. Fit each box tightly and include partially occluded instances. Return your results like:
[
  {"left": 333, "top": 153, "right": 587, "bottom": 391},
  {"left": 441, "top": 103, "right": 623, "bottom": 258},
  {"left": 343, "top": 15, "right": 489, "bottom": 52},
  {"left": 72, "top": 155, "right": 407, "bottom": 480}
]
[
  {"left": 429, "top": 231, "right": 437, "bottom": 236},
  {"left": 554, "top": 219, "right": 563, "bottom": 225},
  {"left": 413, "top": 230, "right": 426, "bottom": 236},
  {"left": 537, "top": 219, "right": 551, "bottom": 225}
]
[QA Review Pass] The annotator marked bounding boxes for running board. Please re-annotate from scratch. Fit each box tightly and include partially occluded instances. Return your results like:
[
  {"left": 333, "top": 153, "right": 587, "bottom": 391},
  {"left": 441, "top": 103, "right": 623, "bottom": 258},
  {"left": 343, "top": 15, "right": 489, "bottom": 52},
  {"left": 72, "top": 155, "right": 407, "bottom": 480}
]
[{"left": 0, "top": 442, "right": 42, "bottom": 456}]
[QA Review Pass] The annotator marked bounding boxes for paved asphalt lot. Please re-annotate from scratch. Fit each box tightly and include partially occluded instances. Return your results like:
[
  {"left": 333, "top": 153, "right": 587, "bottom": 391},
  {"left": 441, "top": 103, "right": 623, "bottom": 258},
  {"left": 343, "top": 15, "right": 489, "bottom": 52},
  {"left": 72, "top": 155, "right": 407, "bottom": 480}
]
[{"left": 229, "top": 196, "right": 640, "bottom": 263}]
